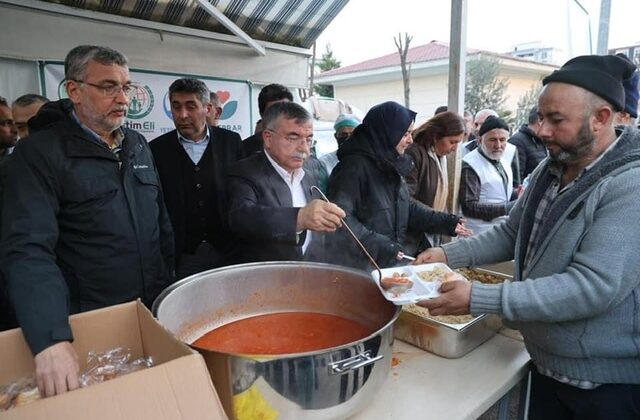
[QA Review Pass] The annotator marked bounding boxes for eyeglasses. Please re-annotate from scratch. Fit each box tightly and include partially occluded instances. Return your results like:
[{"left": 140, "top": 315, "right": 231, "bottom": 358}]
[
  {"left": 266, "top": 129, "right": 316, "bottom": 147},
  {"left": 73, "top": 80, "right": 138, "bottom": 99}
]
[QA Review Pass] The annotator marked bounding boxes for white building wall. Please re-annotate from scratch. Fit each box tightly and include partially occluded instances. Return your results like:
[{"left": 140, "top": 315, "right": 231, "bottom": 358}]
[
  {"left": 332, "top": 69, "right": 549, "bottom": 123},
  {"left": 501, "top": 71, "right": 547, "bottom": 113},
  {"left": 334, "top": 80, "right": 404, "bottom": 117}
]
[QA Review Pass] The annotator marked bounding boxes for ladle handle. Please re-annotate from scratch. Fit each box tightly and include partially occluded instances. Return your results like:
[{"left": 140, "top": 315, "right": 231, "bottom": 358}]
[{"left": 310, "top": 186, "right": 384, "bottom": 280}]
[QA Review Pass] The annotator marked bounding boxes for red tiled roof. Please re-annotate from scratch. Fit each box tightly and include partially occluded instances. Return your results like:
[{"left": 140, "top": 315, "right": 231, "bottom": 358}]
[
  {"left": 322, "top": 40, "right": 479, "bottom": 77},
  {"left": 320, "top": 40, "right": 481, "bottom": 77},
  {"left": 319, "top": 40, "right": 557, "bottom": 79}
]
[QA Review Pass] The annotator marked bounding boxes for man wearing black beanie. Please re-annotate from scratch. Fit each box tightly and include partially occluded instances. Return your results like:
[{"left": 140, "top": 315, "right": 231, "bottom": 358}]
[
  {"left": 459, "top": 115, "right": 521, "bottom": 235},
  {"left": 415, "top": 54, "right": 640, "bottom": 420}
]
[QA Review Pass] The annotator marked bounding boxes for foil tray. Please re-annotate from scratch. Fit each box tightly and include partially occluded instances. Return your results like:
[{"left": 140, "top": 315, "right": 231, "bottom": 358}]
[{"left": 394, "top": 267, "right": 512, "bottom": 359}]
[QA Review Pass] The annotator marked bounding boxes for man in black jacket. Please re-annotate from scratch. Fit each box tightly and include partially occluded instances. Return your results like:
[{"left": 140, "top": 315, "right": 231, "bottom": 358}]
[
  {"left": 0, "top": 45, "right": 174, "bottom": 397},
  {"left": 508, "top": 106, "right": 547, "bottom": 181},
  {"left": 0, "top": 96, "right": 18, "bottom": 331},
  {"left": 150, "top": 78, "right": 244, "bottom": 278},
  {"left": 227, "top": 102, "right": 345, "bottom": 262},
  {"left": 242, "top": 84, "right": 293, "bottom": 156}
]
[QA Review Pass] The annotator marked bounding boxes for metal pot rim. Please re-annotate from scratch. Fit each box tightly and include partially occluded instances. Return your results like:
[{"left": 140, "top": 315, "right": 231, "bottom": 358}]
[
  {"left": 153, "top": 261, "right": 384, "bottom": 315},
  {"left": 153, "top": 261, "right": 401, "bottom": 358}
]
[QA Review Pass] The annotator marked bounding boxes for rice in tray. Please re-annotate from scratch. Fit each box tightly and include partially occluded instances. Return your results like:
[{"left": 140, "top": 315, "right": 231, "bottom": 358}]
[
  {"left": 403, "top": 304, "right": 475, "bottom": 325},
  {"left": 416, "top": 267, "right": 449, "bottom": 282}
]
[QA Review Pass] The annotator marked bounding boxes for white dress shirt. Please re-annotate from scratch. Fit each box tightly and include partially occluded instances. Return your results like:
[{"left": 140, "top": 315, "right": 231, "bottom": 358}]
[
  {"left": 264, "top": 151, "right": 311, "bottom": 253},
  {"left": 177, "top": 126, "right": 210, "bottom": 164}
]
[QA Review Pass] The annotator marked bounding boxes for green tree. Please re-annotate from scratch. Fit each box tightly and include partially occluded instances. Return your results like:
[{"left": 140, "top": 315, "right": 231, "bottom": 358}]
[
  {"left": 315, "top": 44, "right": 341, "bottom": 97},
  {"left": 465, "top": 54, "right": 512, "bottom": 125},
  {"left": 514, "top": 83, "right": 543, "bottom": 128}
]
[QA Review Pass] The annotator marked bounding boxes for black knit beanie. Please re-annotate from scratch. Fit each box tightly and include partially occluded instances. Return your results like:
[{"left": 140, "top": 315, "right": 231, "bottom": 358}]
[
  {"left": 478, "top": 115, "right": 509, "bottom": 137},
  {"left": 543, "top": 54, "right": 637, "bottom": 111}
]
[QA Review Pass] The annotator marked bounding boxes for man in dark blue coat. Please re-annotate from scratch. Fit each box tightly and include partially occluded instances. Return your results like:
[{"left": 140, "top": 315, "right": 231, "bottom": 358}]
[{"left": 0, "top": 45, "right": 174, "bottom": 397}]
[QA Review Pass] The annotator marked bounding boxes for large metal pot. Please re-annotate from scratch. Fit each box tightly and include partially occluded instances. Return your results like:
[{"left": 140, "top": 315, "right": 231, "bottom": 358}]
[{"left": 153, "top": 262, "right": 400, "bottom": 420}]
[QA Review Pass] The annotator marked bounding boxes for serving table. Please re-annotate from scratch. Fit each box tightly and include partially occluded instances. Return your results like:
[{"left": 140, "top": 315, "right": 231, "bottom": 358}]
[{"left": 353, "top": 330, "right": 530, "bottom": 420}]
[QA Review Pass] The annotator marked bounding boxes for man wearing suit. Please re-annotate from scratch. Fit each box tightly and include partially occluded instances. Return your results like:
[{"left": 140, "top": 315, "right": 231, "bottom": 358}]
[
  {"left": 227, "top": 102, "right": 345, "bottom": 262},
  {"left": 150, "top": 78, "right": 244, "bottom": 278}
]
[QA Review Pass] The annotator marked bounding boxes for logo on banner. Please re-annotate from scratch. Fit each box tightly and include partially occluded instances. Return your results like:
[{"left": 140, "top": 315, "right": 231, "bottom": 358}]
[
  {"left": 127, "top": 85, "right": 154, "bottom": 119},
  {"left": 162, "top": 90, "right": 239, "bottom": 120},
  {"left": 217, "top": 91, "right": 238, "bottom": 120},
  {"left": 163, "top": 92, "right": 173, "bottom": 120}
]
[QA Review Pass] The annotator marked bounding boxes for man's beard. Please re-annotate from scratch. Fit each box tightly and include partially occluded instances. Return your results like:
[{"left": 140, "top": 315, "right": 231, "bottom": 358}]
[
  {"left": 84, "top": 106, "right": 128, "bottom": 135},
  {"left": 480, "top": 143, "right": 503, "bottom": 160},
  {"left": 547, "top": 118, "right": 595, "bottom": 165}
]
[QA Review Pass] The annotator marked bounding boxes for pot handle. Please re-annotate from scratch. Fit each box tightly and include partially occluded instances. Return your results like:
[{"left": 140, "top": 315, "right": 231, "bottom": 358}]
[{"left": 329, "top": 350, "right": 384, "bottom": 375}]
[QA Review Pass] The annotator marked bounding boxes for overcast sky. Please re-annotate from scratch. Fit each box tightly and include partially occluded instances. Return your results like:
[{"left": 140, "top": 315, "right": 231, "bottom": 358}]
[{"left": 316, "top": 0, "right": 640, "bottom": 66}]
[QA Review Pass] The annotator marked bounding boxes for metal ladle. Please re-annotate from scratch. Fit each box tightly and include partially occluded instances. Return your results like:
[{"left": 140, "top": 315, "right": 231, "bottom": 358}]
[{"left": 310, "top": 186, "right": 384, "bottom": 282}]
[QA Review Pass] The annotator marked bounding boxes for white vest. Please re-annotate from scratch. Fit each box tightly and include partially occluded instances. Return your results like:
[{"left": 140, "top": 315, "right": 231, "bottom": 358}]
[{"left": 461, "top": 144, "right": 516, "bottom": 234}]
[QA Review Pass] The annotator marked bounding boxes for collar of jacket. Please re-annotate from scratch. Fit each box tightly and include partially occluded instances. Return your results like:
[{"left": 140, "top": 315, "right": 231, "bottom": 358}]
[
  {"left": 257, "top": 152, "right": 314, "bottom": 206},
  {"left": 64, "top": 121, "right": 121, "bottom": 161},
  {"left": 518, "top": 126, "right": 640, "bottom": 267}
]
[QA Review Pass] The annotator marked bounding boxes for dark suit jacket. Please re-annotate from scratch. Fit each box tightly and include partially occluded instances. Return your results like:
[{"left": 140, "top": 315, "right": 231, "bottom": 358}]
[
  {"left": 227, "top": 153, "right": 325, "bottom": 262},
  {"left": 150, "top": 126, "right": 244, "bottom": 262},
  {"left": 242, "top": 132, "right": 263, "bottom": 156}
]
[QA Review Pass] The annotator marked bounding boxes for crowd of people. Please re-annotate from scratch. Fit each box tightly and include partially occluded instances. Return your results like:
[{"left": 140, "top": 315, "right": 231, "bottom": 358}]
[{"left": 0, "top": 43, "right": 639, "bottom": 419}]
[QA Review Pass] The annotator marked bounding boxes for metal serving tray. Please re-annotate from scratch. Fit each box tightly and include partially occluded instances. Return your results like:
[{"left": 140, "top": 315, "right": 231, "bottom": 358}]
[
  {"left": 394, "top": 312, "right": 502, "bottom": 359},
  {"left": 394, "top": 267, "right": 512, "bottom": 359}
]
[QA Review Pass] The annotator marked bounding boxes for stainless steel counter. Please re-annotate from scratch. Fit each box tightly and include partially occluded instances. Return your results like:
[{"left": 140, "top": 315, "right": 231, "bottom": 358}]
[{"left": 352, "top": 331, "right": 530, "bottom": 420}]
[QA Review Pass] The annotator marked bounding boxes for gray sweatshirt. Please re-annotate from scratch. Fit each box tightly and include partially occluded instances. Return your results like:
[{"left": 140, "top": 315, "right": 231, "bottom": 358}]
[{"left": 443, "top": 126, "right": 640, "bottom": 384}]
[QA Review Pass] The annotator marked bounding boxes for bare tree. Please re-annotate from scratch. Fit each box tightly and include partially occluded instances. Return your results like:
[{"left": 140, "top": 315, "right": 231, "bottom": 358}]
[{"left": 394, "top": 32, "right": 413, "bottom": 108}]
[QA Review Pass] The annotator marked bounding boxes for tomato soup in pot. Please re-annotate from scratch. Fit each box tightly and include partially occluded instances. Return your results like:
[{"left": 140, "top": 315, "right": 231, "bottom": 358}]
[{"left": 192, "top": 312, "right": 374, "bottom": 354}]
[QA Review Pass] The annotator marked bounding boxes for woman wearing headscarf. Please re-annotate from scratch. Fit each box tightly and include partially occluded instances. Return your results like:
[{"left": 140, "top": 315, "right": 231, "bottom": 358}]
[
  {"left": 405, "top": 111, "right": 467, "bottom": 249},
  {"left": 325, "top": 102, "right": 471, "bottom": 270}
]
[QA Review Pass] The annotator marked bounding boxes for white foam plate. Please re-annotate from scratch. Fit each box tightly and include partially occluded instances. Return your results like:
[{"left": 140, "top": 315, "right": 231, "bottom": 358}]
[{"left": 371, "top": 263, "right": 454, "bottom": 305}]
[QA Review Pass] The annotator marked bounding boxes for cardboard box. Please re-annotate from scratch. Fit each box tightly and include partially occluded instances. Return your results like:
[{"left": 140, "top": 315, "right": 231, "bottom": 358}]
[{"left": 0, "top": 301, "right": 228, "bottom": 420}]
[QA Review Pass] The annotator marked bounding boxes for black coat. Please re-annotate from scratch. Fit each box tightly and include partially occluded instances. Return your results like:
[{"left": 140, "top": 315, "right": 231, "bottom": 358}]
[
  {"left": 226, "top": 152, "right": 325, "bottom": 262},
  {"left": 0, "top": 154, "right": 17, "bottom": 332},
  {"left": 0, "top": 99, "right": 174, "bottom": 355},
  {"left": 242, "top": 132, "right": 263, "bottom": 156},
  {"left": 150, "top": 127, "right": 244, "bottom": 263},
  {"left": 508, "top": 125, "right": 547, "bottom": 181},
  {"left": 326, "top": 102, "right": 459, "bottom": 270}
]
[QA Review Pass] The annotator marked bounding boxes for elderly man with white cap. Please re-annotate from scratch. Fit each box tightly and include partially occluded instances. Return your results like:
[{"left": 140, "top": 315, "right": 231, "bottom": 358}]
[{"left": 415, "top": 54, "right": 640, "bottom": 420}]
